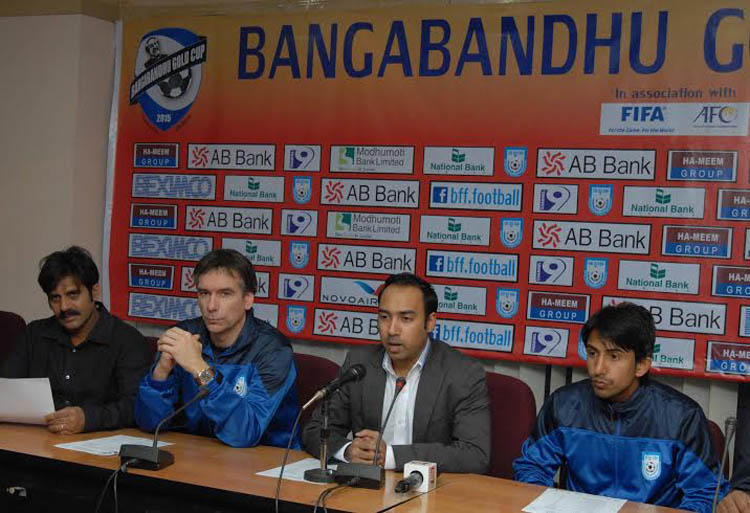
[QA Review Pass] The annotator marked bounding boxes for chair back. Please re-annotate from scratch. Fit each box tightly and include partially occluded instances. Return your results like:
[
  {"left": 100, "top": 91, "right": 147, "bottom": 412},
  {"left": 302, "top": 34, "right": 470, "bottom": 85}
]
[
  {"left": 0, "top": 310, "right": 26, "bottom": 365},
  {"left": 486, "top": 371, "right": 537, "bottom": 479},
  {"left": 293, "top": 353, "right": 341, "bottom": 429}
]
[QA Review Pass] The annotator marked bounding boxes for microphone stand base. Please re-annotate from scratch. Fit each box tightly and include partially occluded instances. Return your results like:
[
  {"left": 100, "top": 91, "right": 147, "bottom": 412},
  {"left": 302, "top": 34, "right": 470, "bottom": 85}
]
[
  {"left": 334, "top": 463, "right": 384, "bottom": 489},
  {"left": 303, "top": 468, "right": 336, "bottom": 483},
  {"left": 119, "top": 444, "right": 175, "bottom": 470}
]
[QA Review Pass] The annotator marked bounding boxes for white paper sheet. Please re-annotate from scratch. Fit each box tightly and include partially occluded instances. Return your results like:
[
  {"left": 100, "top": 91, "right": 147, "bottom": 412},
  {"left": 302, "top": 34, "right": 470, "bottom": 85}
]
[
  {"left": 55, "top": 435, "right": 173, "bottom": 456},
  {"left": 523, "top": 488, "right": 626, "bottom": 513},
  {"left": 256, "top": 458, "right": 338, "bottom": 484},
  {"left": 0, "top": 378, "right": 55, "bottom": 424}
]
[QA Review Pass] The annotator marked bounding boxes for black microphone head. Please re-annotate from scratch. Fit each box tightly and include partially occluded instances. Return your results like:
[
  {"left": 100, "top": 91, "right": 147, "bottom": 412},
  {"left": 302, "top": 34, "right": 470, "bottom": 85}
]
[
  {"left": 395, "top": 377, "right": 406, "bottom": 391},
  {"left": 349, "top": 363, "right": 366, "bottom": 381}
]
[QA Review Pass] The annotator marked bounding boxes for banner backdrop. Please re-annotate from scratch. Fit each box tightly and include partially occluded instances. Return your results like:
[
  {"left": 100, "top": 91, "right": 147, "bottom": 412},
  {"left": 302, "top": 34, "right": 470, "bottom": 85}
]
[{"left": 109, "top": 0, "right": 750, "bottom": 381}]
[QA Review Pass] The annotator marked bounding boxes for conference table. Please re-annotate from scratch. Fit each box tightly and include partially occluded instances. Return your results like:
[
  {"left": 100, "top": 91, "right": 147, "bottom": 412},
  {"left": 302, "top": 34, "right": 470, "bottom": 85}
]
[{"left": 0, "top": 424, "right": 684, "bottom": 512}]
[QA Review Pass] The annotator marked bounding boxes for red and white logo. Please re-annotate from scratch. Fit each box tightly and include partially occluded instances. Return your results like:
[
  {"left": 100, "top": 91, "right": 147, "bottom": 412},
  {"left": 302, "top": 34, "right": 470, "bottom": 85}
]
[
  {"left": 536, "top": 222, "right": 562, "bottom": 248},
  {"left": 188, "top": 208, "right": 206, "bottom": 229},
  {"left": 324, "top": 181, "right": 344, "bottom": 203},
  {"left": 317, "top": 311, "right": 338, "bottom": 334},
  {"left": 541, "top": 151, "right": 566, "bottom": 176},
  {"left": 320, "top": 247, "right": 341, "bottom": 268},
  {"left": 190, "top": 145, "right": 209, "bottom": 167}
]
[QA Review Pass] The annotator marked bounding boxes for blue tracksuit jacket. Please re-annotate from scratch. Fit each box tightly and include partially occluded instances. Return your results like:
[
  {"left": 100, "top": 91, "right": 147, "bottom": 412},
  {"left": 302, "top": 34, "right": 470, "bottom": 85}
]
[
  {"left": 514, "top": 379, "right": 728, "bottom": 512},
  {"left": 134, "top": 311, "right": 300, "bottom": 448}
]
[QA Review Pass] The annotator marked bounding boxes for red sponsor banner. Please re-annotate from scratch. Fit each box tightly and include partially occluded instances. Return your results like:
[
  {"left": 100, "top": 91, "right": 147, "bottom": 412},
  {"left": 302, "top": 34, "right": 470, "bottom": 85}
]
[{"left": 108, "top": 1, "right": 750, "bottom": 381}]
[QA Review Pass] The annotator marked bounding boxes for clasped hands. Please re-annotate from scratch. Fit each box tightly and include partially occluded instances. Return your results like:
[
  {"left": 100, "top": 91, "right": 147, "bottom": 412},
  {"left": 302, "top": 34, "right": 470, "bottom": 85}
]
[
  {"left": 152, "top": 327, "right": 207, "bottom": 381},
  {"left": 344, "top": 429, "right": 387, "bottom": 467}
]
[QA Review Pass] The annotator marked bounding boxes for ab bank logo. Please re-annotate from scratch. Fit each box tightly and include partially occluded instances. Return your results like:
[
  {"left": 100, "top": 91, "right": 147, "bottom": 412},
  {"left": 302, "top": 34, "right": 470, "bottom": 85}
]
[
  {"left": 540, "top": 151, "right": 566, "bottom": 176},
  {"left": 130, "top": 29, "right": 207, "bottom": 131},
  {"left": 320, "top": 247, "right": 342, "bottom": 268},
  {"left": 187, "top": 208, "right": 206, "bottom": 229},
  {"left": 324, "top": 181, "right": 345, "bottom": 203},
  {"left": 317, "top": 311, "right": 338, "bottom": 334},
  {"left": 536, "top": 222, "right": 562, "bottom": 248}
]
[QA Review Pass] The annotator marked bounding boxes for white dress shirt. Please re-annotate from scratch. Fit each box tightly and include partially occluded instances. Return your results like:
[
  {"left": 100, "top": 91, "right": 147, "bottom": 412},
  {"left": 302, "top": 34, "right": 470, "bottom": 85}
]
[{"left": 334, "top": 340, "right": 431, "bottom": 469}]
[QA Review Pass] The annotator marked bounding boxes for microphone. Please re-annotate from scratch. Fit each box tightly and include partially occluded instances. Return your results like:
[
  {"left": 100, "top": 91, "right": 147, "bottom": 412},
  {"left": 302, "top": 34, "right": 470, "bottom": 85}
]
[
  {"left": 302, "top": 363, "right": 366, "bottom": 411},
  {"left": 395, "top": 471, "right": 423, "bottom": 493},
  {"left": 119, "top": 387, "right": 209, "bottom": 470},
  {"left": 335, "top": 377, "right": 407, "bottom": 489},
  {"left": 396, "top": 461, "right": 437, "bottom": 493},
  {"left": 712, "top": 416, "right": 737, "bottom": 513}
]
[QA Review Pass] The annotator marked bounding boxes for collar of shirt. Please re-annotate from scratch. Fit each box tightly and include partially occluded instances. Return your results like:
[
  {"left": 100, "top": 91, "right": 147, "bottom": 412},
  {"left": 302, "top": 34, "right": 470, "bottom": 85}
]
[
  {"left": 381, "top": 337, "right": 431, "bottom": 379},
  {"left": 41, "top": 302, "right": 112, "bottom": 347}
]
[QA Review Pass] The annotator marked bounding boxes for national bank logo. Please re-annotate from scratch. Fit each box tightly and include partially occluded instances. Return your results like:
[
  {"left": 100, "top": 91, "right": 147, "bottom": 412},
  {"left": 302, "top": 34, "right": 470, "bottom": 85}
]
[
  {"left": 667, "top": 150, "right": 737, "bottom": 182},
  {"left": 331, "top": 145, "right": 414, "bottom": 174},
  {"left": 652, "top": 337, "right": 695, "bottom": 371},
  {"left": 617, "top": 260, "right": 700, "bottom": 295},
  {"left": 419, "top": 215, "right": 490, "bottom": 246},
  {"left": 434, "top": 284, "right": 487, "bottom": 316},
  {"left": 622, "top": 186, "right": 705, "bottom": 219},
  {"left": 423, "top": 146, "right": 494, "bottom": 176},
  {"left": 130, "top": 29, "right": 207, "bottom": 131},
  {"left": 221, "top": 238, "right": 281, "bottom": 266},
  {"left": 224, "top": 176, "right": 284, "bottom": 202}
]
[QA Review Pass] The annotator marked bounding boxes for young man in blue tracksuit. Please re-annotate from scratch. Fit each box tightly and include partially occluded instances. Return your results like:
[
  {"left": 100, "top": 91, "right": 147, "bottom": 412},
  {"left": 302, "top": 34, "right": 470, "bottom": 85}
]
[
  {"left": 134, "top": 249, "right": 300, "bottom": 448},
  {"left": 514, "top": 302, "right": 727, "bottom": 512}
]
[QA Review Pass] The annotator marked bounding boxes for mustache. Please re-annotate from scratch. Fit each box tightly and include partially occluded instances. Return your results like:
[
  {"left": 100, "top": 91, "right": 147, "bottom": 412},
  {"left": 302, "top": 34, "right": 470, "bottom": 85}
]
[{"left": 58, "top": 310, "right": 81, "bottom": 320}]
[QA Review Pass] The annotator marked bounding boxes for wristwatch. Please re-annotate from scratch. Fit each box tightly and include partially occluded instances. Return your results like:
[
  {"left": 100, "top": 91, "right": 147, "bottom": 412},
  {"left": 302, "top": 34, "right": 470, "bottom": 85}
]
[{"left": 195, "top": 366, "right": 216, "bottom": 387}]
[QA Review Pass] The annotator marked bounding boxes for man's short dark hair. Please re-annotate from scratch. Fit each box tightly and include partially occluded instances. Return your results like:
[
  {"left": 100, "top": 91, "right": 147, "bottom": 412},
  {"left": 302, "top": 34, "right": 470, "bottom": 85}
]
[
  {"left": 38, "top": 246, "right": 99, "bottom": 295},
  {"left": 378, "top": 273, "right": 438, "bottom": 318},
  {"left": 581, "top": 302, "right": 655, "bottom": 362},
  {"left": 193, "top": 249, "right": 257, "bottom": 294}
]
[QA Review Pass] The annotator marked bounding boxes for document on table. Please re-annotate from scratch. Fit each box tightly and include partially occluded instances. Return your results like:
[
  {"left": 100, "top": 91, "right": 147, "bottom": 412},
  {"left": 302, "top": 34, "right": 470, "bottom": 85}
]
[
  {"left": 523, "top": 488, "right": 626, "bottom": 513},
  {"left": 0, "top": 377, "right": 55, "bottom": 424},
  {"left": 257, "top": 458, "right": 337, "bottom": 484},
  {"left": 55, "top": 435, "right": 173, "bottom": 456}
]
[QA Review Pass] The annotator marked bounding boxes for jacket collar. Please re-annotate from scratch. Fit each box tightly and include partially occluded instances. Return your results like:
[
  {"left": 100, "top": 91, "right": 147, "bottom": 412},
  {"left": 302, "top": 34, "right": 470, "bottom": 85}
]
[{"left": 595, "top": 376, "right": 650, "bottom": 417}]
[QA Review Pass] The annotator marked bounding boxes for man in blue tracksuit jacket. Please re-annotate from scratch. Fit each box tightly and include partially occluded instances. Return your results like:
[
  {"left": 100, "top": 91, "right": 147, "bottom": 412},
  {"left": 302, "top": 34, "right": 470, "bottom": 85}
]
[
  {"left": 135, "top": 249, "right": 300, "bottom": 449},
  {"left": 515, "top": 302, "right": 727, "bottom": 512}
]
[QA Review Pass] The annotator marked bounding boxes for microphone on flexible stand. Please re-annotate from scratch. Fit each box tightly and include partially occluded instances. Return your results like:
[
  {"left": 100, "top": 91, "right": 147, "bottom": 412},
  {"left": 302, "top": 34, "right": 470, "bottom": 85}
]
[
  {"left": 712, "top": 416, "right": 737, "bottom": 513},
  {"left": 302, "top": 364, "right": 366, "bottom": 411},
  {"left": 119, "top": 387, "right": 209, "bottom": 470},
  {"left": 335, "top": 377, "right": 407, "bottom": 489},
  {"left": 302, "top": 364, "right": 367, "bottom": 483}
]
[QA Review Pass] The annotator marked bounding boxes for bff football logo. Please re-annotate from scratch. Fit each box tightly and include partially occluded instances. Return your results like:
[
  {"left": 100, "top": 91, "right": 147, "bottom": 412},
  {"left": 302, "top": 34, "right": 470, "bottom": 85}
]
[{"left": 130, "top": 28, "right": 207, "bottom": 131}]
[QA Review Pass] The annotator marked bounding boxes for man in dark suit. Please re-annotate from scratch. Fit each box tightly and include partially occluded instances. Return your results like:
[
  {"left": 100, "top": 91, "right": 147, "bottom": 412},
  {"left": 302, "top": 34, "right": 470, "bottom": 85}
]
[{"left": 302, "top": 272, "right": 490, "bottom": 473}]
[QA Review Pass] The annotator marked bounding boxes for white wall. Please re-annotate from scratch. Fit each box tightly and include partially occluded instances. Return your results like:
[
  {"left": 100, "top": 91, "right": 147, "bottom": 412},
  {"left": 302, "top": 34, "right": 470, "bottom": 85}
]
[{"left": 0, "top": 14, "right": 114, "bottom": 321}]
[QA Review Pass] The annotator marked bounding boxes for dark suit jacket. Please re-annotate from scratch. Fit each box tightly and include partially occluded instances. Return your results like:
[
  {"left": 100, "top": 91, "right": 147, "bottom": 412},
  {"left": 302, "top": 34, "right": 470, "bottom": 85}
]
[{"left": 302, "top": 338, "right": 490, "bottom": 473}]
